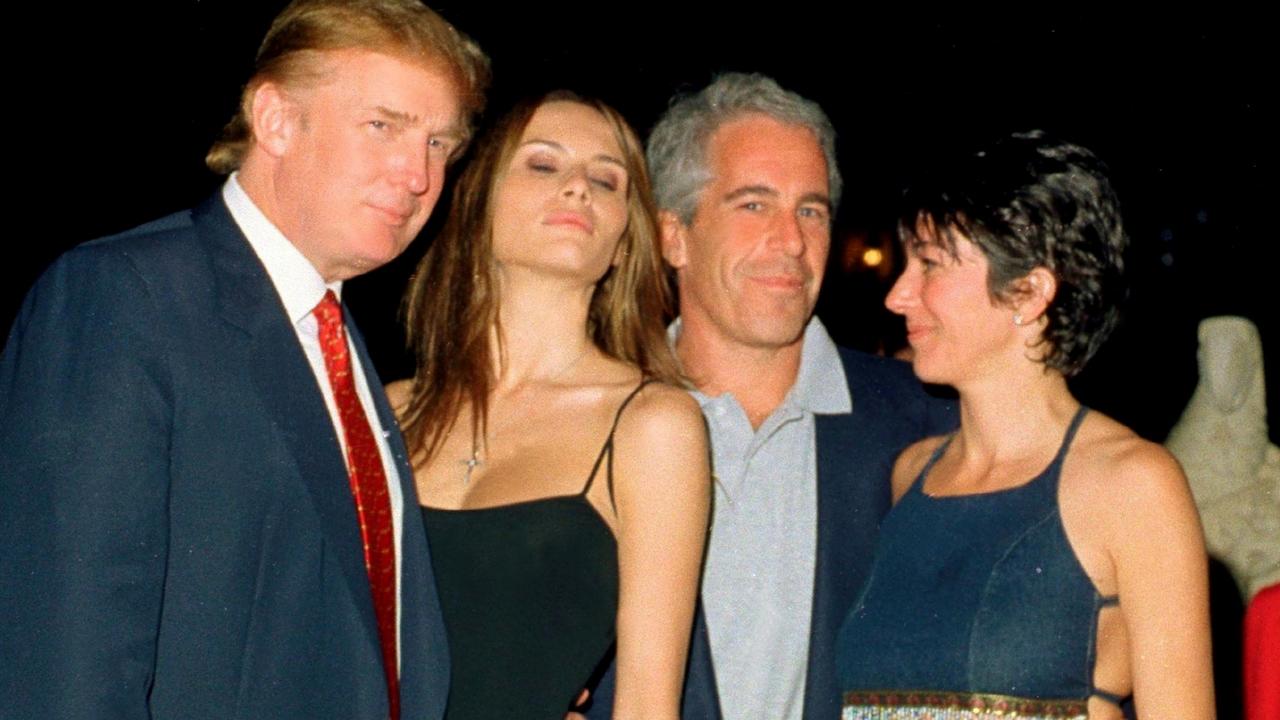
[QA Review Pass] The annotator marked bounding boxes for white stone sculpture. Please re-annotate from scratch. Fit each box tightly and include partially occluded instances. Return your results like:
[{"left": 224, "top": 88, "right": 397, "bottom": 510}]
[{"left": 1166, "top": 316, "right": 1280, "bottom": 601}]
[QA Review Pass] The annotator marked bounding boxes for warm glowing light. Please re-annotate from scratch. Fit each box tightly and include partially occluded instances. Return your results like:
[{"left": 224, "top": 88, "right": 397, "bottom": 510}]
[{"left": 862, "top": 248, "right": 884, "bottom": 267}]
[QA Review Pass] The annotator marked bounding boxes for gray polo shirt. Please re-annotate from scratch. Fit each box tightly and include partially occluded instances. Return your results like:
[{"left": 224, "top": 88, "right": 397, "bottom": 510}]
[{"left": 672, "top": 318, "right": 851, "bottom": 720}]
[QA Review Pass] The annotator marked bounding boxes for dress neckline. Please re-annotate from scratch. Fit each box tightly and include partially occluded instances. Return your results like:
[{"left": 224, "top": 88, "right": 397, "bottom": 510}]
[
  {"left": 421, "top": 493, "right": 589, "bottom": 514},
  {"left": 916, "top": 405, "right": 1089, "bottom": 501}
]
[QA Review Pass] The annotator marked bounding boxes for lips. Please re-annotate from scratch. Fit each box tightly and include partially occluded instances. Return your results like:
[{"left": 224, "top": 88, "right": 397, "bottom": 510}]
[
  {"left": 753, "top": 275, "right": 806, "bottom": 291},
  {"left": 544, "top": 211, "right": 594, "bottom": 234},
  {"left": 744, "top": 264, "right": 809, "bottom": 292},
  {"left": 367, "top": 202, "right": 417, "bottom": 226},
  {"left": 904, "top": 324, "right": 932, "bottom": 344}
]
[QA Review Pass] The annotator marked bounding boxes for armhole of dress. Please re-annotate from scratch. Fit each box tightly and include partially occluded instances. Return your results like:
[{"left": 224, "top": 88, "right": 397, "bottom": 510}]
[
  {"left": 1088, "top": 594, "right": 1127, "bottom": 708},
  {"left": 582, "top": 378, "right": 657, "bottom": 515}
]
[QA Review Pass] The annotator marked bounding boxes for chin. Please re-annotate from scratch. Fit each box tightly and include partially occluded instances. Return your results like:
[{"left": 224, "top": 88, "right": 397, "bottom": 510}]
[
  {"left": 908, "top": 357, "right": 956, "bottom": 386},
  {"left": 369, "top": 231, "right": 417, "bottom": 262},
  {"left": 741, "top": 317, "right": 808, "bottom": 349}
]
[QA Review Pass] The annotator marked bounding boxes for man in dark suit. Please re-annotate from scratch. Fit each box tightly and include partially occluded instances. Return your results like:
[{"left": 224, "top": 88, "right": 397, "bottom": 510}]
[
  {"left": 0, "top": 2, "right": 488, "bottom": 718},
  {"left": 649, "top": 73, "right": 954, "bottom": 720}
]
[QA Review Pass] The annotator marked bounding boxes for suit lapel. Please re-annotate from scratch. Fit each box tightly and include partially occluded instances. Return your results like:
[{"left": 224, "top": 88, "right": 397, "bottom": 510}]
[
  {"left": 805, "top": 351, "right": 892, "bottom": 720},
  {"left": 192, "top": 197, "right": 381, "bottom": 653},
  {"left": 805, "top": 409, "right": 856, "bottom": 720}
]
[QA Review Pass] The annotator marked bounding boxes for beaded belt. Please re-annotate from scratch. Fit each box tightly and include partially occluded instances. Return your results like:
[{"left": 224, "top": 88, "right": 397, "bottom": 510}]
[{"left": 842, "top": 690, "right": 1088, "bottom": 719}]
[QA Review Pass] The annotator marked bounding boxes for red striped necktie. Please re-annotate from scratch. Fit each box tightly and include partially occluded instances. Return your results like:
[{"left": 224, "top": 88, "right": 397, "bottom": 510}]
[{"left": 313, "top": 290, "right": 399, "bottom": 720}]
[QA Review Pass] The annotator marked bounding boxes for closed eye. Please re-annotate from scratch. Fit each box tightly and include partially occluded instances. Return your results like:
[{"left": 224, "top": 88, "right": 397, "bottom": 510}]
[
  {"left": 590, "top": 175, "right": 620, "bottom": 192},
  {"left": 528, "top": 158, "right": 558, "bottom": 173}
]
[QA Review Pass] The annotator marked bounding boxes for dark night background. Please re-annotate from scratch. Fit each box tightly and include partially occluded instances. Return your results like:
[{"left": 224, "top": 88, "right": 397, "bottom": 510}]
[{"left": 7, "top": 6, "right": 1270, "bottom": 712}]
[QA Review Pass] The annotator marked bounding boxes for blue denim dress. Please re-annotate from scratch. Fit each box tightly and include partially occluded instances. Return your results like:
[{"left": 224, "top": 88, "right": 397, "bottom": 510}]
[{"left": 836, "top": 407, "right": 1126, "bottom": 719}]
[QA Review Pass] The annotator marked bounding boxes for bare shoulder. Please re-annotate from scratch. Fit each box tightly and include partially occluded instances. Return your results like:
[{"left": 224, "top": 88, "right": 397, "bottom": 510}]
[
  {"left": 891, "top": 435, "right": 950, "bottom": 502},
  {"left": 609, "top": 381, "right": 709, "bottom": 497},
  {"left": 1068, "top": 411, "right": 1189, "bottom": 506},
  {"left": 622, "top": 381, "right": 702, "bottom": 423},
  {"left": 1062, "top": 410, "right": 1199, "bottom": 549},
  {"left": 612, "top": 381, "right": 705, "bottom": 452},
  {"left": 384, "top": 378, "right": 413, "bottom": 416}
]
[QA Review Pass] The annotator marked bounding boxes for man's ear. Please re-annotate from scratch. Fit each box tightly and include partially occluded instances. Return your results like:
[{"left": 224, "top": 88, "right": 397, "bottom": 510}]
[
  {"left": 248, "top": 81, "right": 299, "bottom": 158},
  {"left": 1013, "top": 266, "right": 1058, "bottom": 324},
  {"left": 659, "top": 210, "right": 690, "bottom": 269}
]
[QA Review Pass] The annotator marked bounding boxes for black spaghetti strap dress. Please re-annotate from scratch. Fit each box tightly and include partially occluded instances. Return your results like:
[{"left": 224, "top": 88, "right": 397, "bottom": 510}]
[{"left": 422, "top": 381, "right": 652, "bottom": 719}]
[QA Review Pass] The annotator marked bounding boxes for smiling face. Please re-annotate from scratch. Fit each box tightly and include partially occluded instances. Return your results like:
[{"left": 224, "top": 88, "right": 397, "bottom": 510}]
[
  {"left": 487, "top": 101, "right": 631, "bottom": 284},
  {"left": 267, "top": 49, "right": 463, "bottom": 282},
  {"left": 665, "top": 114, "right": 831, "bottom": 354},
  {"left": 884, "top": 224, "right": 1022, "bottom": 385}
]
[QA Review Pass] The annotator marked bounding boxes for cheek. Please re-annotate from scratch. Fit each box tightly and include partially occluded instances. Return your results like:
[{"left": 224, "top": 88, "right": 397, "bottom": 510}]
[
  {"left": 488, "top": 185, "right": 523, "bottom": 235},
  {"left": 807, "top": 240, "right": 831, "bottom": 277},
  {"left": 495, "top": 176, "right": 539, "bottom": 216},
  {"left": 600, "top": 197, "right": 630, "bottom": 241}
]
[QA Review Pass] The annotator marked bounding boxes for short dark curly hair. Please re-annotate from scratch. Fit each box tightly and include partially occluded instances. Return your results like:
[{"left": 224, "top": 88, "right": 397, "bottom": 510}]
[{"left": 898, "top": 130, "right": 1128, "bottom": 376}]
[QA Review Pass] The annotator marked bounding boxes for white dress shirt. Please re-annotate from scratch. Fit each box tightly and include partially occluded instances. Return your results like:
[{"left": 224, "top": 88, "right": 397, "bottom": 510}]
[{"left": 222, "top": 174, "right": 404, "bottom": 669}]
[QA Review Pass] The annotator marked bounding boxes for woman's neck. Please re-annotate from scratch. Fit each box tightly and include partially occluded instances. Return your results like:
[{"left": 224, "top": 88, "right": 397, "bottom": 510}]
[
  {"left": 952, "top": 362, "right": 1079, "bottom": 466},
  {"left": 492, "top": 268, "right": 598, "bottom": 390}
]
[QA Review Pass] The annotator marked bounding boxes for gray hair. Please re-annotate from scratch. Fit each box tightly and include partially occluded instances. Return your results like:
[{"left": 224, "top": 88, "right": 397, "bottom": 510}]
[{"left": 646, "top": 72, "right": 842, "bottom": 225}]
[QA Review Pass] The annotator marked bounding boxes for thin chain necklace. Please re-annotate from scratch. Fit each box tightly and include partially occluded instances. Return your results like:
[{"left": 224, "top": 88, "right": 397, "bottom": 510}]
[{"left": 459, "top": 344, "right": 593, "bottom": 484}]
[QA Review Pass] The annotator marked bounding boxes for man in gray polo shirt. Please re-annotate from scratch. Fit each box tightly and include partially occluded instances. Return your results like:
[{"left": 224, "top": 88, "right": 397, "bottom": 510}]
[{"left": 647, "top": 74, "right": 955, "bottom": 720}]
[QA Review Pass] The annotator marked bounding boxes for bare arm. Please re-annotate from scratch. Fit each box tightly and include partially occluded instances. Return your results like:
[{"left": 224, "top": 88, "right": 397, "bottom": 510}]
[
  {"left": 607, "top": 385, "right": 711, "bottom": 720},
  {"left": 1106, "top": 442, "right": 1215, "bottom": 718}
]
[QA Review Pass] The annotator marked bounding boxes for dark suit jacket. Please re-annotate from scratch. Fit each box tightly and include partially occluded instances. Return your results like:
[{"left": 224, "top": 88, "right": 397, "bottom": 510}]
[
  {"left": 0, "top": 196, "right": 450, "bottom": 719},
  {"left": 799, "top": 348, "right": 956, "bottom": 719}
]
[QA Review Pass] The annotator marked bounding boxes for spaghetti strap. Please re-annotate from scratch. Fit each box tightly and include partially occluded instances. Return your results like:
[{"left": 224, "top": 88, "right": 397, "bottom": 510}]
[
  {"left": 1088, "top": 686, "right": 1127, "bottom": 707},
  {"left": 1050, "top": 405, "right": 1090, "bottom": 468},
  {"left": 908, "top": 434, "right": 956, "bottom": 494},
  {"left": 582, "top": 379, "right": 657, "bottom": 512}
]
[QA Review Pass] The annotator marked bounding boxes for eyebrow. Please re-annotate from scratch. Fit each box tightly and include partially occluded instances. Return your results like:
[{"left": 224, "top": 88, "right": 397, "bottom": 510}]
[
  {"left": 374, "top": 105, "right": 419, "bottom": 125},
  {"left": 723, "top": 185, "right": 832, "bottom": 210},
  {"left": 373, "top": 106, "right": 463, "bottom": 140},
  {"left": 521, "top": 139, "right": 627, "bottom": 169}
]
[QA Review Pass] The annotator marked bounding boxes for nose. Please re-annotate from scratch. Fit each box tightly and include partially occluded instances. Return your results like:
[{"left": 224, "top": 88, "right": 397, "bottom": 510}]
[
  {"left": 561, "top": 166, "right": 592, "bottom": 204},
  {"left": 769, "top": 212, "right": 806, "bottom": 257},
  {"left": 391, "top": 139, "right": 432, "bottom": 196},
  {"left": 884, "top": 258, "right": 919, "bottom": 315}
]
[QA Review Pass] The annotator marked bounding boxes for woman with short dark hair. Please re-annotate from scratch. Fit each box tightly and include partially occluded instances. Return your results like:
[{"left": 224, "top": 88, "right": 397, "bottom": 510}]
[{"left": 837, "top": 132, "right": 1214, "bottom": 719}]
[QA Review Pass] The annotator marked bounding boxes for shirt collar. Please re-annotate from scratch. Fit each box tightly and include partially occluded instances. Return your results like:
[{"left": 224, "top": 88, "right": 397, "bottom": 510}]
[
  {"left": 222, "top": 173, "right": 341, "bottom": 325},
  {"left": 667, "top": 315, "right": 851, "bottom": 416},
  {"left": 791, "top": 317, "right": 851, "bottom": 415}
]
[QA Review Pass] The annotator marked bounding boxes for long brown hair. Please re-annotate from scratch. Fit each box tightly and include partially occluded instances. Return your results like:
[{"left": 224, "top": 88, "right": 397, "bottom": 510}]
[{"left": 399, "top": 91, "right": 683, "bottom": 465}]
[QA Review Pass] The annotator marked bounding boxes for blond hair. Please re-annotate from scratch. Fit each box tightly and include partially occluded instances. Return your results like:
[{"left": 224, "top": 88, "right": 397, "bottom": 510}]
[{"left": 206, "top": 0, "right": 489, "bottom": 174}]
